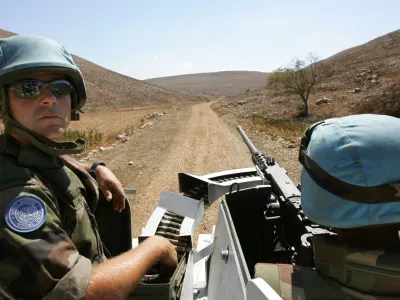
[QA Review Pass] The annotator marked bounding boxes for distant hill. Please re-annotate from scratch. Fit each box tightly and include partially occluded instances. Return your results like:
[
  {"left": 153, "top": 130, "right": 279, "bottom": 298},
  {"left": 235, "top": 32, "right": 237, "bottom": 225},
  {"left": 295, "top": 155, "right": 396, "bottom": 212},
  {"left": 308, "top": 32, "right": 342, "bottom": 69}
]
[
  {"left": 146, "top": 71, "right": 270, "bottom": 97},
  {"left": 0, "top": 29, "right": 202, "bottom": 111}
]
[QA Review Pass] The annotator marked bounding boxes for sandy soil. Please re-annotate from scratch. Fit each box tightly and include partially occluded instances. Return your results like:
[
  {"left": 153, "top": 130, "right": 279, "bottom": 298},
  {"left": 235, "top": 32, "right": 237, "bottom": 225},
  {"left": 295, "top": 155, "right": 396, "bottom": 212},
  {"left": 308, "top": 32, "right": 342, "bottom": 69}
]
[{"left": 82, "top": 102, "right": 301, "bottom": 240}]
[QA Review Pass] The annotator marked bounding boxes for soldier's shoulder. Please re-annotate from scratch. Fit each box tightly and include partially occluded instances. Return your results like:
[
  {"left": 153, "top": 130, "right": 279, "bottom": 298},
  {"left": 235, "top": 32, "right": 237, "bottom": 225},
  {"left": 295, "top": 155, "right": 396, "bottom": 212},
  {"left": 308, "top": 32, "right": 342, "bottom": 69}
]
[
  {"left": 0, "top": 151, "right": 44, "bottom": 191},
  {"left": 254, "top": 263, "right": 346, "bottom": 299}
]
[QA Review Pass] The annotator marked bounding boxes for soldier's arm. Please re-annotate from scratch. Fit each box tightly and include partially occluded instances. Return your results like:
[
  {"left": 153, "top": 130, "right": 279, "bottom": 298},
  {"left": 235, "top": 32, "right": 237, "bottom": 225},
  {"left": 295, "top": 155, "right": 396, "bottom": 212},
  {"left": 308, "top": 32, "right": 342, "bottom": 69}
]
[
  {"left": 0, "top": 185, "right": 93, "bottom": 300},
  {"left": 85, "top": 235, "right": 177, "bottom": 300},
  {"left": 75, "top": 159, "right": 126, "bottom": 212}
]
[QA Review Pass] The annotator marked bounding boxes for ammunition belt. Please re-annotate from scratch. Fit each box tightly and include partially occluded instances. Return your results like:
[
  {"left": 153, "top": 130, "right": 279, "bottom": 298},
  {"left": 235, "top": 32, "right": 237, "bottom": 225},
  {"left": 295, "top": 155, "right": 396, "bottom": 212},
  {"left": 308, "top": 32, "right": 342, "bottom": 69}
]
[{"left": 155, "top": 210, "right": 189, "bottom": 260}]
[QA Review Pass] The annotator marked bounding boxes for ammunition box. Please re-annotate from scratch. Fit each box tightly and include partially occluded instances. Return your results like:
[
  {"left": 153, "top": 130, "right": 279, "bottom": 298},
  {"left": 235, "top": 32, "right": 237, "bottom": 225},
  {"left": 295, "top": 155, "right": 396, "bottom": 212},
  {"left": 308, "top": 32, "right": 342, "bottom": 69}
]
[
  {"left": 129, "top": 252, "right": 188, "bottom": 300},
  {"left": 129, "top": 191, "right": 202, "bottom": 299}
]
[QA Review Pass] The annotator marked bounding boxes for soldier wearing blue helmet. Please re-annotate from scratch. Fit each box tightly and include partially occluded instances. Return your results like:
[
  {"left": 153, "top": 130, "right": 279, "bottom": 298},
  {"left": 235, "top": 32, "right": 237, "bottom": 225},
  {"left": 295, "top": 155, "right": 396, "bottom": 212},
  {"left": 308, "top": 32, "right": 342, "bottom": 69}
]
[
  {"left": 0, "top": 35, "right": 177, "bottom": 299},
  {"left": 256, "top": 114, "right": 400, "bottom": 299}
]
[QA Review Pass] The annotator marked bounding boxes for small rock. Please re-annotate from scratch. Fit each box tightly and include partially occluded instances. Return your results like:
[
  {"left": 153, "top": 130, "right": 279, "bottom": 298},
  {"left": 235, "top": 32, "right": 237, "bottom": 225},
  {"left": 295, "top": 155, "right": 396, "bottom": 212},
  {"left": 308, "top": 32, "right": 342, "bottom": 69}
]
[
  {"left": 278, "top": 138, "right": 284, "bottom": 143},
  {"left": 389, "top": 61, "right": 397, "bottom": 66},
  {"left": 288, "top": 144, "right": 297, "bottom": 149},
  {"left": 122, "top": 137, "right": 129, "bottom": 143},
  {"left": 140, "top": 122, "right": 154, "bottom": 129},
  {"left": 316, "top": 97, "right": 331, "bottom": 105},
  {"left": 354, "top": 88, "right": 361, "bottom": 93},
  {"left": 238, "top": 100, "right": 247, "bottom": 105},
  {"left": 371, "top": 74, "right": 378, "bottom": 79},
  {"left": 371, "top": 79, "right": 378, "bottom": 84},
  {"left": 116, "top": 134, "right": 127, "bottom": 141},
  {"left": 128, "top": 161, "right": 134, "bottom": 165}
]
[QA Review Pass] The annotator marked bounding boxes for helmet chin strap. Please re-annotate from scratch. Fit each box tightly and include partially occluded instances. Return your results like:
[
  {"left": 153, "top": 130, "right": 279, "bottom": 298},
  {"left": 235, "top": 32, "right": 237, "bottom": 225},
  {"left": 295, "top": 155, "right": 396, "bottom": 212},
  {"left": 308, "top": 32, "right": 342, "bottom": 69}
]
[{"left": 3, "top": 115, "right": 86, "bottom": 156}]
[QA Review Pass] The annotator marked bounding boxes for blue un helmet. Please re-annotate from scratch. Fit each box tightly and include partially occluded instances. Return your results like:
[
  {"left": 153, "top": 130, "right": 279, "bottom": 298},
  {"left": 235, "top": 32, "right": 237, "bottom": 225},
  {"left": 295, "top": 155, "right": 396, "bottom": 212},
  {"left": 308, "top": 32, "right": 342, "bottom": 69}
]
[
  {"left": 298, "top": 114, "right": 400, "bottom": 228},
  {"left": 0, "top": 35, "right": 87, "bottom": 154},
  {"left": 0, "top": 35, "right": 86, "bottom": 120}
]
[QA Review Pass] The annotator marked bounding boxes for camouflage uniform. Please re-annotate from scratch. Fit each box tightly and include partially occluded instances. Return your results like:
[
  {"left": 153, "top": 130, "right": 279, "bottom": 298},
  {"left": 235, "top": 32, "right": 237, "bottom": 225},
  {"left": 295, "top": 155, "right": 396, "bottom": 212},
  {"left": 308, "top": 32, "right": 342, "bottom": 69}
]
[
  {"left": 0, "top": 135, "right": 105, "bottom": 299},
  {"left": 255, "top": 235, "right": 400, "bottom": 299}
]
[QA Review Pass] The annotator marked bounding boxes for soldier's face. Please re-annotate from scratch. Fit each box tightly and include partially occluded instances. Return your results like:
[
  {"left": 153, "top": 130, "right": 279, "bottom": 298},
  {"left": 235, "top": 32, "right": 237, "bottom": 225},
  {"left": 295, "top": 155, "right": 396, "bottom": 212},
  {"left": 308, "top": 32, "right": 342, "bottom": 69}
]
[{"left": 8, "top": 73, "right": 71, "bottom": 141}]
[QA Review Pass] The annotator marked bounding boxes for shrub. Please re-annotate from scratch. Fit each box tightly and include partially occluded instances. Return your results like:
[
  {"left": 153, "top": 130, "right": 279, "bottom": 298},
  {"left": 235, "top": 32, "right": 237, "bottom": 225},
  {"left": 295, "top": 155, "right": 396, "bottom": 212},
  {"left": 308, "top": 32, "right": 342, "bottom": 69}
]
[{"left": 63, "top": 129, "right": 104, "bottom": 149}]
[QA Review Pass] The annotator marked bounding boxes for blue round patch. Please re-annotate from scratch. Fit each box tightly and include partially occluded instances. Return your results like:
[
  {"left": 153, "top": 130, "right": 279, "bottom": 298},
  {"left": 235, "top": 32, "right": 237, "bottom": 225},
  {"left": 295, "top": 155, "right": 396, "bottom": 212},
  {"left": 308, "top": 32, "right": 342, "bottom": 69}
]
[{"left": 5, "top": 195, "right": 47, "bottom": 233}]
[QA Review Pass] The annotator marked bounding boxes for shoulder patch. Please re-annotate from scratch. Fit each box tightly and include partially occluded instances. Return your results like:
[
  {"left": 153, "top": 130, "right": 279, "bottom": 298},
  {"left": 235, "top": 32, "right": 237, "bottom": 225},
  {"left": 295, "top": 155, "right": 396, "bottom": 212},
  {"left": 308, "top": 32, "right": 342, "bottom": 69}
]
[{"left": 5, "top": 195, "right": 47, "bottom": 233}]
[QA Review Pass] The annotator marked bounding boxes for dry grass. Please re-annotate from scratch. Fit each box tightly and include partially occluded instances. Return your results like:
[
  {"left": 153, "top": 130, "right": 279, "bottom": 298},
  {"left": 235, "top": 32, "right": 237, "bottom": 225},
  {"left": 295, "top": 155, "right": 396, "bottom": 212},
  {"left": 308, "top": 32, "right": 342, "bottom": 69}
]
[
  {"left": 353, "top": 80, "right": 400, "bottom": 117},
  {"left": 68, "top": 105, "right": 173, "bottom": 147},
  {"left": 250, "top": 115, "right": 310, "bottom": 142},
  {"left": 0, "top": 103, "right": 181, "bottom": 156},
  {"left": 64, "top": 129, "right": 104, "bottom": 149}
]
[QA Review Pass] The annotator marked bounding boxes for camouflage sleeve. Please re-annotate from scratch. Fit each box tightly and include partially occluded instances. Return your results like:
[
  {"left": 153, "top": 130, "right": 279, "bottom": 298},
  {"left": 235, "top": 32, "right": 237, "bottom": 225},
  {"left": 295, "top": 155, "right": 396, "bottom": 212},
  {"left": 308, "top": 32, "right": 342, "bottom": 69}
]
[{"left": 0, "top": 185, "right": 92, "bottom": 300}]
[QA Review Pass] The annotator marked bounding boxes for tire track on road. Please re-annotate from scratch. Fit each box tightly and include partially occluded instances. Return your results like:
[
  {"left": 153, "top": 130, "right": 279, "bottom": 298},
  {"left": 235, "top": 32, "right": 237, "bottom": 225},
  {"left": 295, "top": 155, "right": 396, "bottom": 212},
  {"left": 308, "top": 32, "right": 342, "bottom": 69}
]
[{"left": 94, "top": 102, "right": 253, "bottom": 237}]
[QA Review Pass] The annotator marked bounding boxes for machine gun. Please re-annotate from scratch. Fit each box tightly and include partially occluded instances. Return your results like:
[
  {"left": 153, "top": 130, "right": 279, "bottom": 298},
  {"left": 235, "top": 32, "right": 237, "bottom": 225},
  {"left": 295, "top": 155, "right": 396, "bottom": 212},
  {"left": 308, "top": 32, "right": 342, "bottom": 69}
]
[
  {"left": 127, "top": 125, "right": 333, "bottom": 300},
  {"left": 235, "top": 125, "right": 332, "bottom": 267}
]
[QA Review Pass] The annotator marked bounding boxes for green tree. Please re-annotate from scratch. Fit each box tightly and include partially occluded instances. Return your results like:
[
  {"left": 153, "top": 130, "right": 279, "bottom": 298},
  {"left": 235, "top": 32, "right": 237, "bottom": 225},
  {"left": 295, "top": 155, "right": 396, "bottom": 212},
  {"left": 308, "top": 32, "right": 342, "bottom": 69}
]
[{"left": 268, "top": 53, "right": 326, "bottom": 116}]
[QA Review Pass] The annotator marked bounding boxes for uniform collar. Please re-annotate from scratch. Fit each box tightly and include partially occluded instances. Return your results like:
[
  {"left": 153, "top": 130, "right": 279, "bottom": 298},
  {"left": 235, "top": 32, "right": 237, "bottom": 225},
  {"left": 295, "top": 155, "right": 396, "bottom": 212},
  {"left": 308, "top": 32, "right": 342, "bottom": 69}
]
[
  {"left": 1, "top": 134, "right": 64, "bottom": 168},
  {"left": 18, "top": 143, "right": 64, "bottom": 168}
]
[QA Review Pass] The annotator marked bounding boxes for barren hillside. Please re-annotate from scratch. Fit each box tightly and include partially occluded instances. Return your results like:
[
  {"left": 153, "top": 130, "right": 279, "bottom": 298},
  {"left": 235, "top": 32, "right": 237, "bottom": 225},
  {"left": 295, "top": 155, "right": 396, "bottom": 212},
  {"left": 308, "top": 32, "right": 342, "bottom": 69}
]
[
  {"left": 146, "top": 71, "right": 270, "bottom": 96},
  {"left": 215, "top": 29, "right": 400, "bottom": 127},
  {"left": 0, "top": 29, "right": 203, "bottom": 111}
]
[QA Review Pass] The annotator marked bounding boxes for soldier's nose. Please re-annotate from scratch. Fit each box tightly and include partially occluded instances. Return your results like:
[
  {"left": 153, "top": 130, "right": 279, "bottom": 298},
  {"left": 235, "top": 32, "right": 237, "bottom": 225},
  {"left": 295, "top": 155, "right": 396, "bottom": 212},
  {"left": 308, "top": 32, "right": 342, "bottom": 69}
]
[{"left": 40, "top": 88, "right": 57, "bottom": 106}]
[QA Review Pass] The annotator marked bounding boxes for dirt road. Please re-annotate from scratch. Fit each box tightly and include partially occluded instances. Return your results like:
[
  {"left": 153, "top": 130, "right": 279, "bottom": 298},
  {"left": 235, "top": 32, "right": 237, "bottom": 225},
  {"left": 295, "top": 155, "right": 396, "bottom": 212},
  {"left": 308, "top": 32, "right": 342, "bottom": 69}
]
[{"left": 91, "top": 102, "right": 255, "bottom": 237}]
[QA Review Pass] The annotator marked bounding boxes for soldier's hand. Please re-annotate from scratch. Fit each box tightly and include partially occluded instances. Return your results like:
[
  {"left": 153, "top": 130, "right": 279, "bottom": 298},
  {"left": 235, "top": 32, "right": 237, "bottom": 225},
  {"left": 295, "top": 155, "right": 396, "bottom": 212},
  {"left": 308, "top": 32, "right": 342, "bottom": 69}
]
[
  {"left": 153, "top": 236, "right": 178, "bottom": 280},
  {"left": 94, "top": 165, "right": 126, "bottom": 212}
]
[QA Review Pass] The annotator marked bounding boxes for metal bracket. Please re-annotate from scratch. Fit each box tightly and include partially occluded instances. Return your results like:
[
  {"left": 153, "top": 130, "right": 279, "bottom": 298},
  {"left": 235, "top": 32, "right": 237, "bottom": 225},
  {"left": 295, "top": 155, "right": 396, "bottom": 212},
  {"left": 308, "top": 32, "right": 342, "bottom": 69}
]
[{"left": 194, "top": 240, "right": 215, "bottom": 264}]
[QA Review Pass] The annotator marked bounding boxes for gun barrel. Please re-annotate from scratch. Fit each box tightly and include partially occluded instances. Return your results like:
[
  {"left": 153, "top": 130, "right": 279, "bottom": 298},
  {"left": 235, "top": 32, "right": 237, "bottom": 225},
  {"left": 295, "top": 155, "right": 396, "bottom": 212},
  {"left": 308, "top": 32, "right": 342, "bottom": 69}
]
[{"left": 237, "top": 125, "right": 259, "bottom": 154}]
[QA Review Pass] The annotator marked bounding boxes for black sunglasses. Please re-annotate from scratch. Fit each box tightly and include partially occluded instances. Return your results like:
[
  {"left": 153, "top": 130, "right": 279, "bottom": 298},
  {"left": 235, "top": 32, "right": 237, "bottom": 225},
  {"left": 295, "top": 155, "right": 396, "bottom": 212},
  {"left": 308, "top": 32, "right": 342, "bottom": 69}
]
[{"left": 8, "top": 79, "right": 73, "bottom": 99}]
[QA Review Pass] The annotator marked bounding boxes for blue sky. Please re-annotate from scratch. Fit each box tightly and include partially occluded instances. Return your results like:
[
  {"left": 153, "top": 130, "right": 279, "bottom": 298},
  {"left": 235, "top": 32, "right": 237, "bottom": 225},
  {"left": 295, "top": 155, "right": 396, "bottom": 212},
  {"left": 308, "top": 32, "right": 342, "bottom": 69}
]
[{"left": 1, "top": 1, "right": 399, "bottom": 79}]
